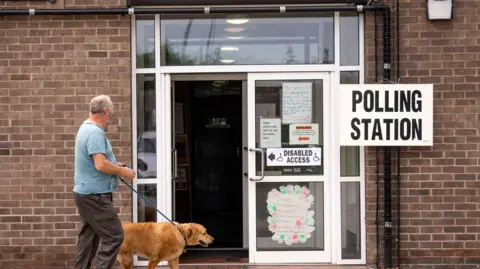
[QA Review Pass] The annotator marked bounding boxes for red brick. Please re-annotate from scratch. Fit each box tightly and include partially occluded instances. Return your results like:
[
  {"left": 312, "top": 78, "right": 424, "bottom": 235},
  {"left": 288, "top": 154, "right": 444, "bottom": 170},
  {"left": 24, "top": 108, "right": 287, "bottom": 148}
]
[
  {"left": 0, "top": 3, "right": 131, "bottom": 267},
  {"left": 364, "top": 1, "right": 480, "bottom": 268}
]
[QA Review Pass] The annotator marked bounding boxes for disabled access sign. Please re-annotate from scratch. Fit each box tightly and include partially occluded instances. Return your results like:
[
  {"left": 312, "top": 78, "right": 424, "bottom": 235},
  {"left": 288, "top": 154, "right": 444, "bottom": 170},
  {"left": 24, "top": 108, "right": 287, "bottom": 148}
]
[{"left": 266, "top": 148, "right": 322, "bottom": 166}]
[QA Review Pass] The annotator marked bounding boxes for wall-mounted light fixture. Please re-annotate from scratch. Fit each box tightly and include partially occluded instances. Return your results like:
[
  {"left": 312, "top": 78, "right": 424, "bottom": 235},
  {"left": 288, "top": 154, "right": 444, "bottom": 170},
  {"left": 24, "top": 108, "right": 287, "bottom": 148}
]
[{"left": 427, "top": 0, "right": 453, "bottom": 20}]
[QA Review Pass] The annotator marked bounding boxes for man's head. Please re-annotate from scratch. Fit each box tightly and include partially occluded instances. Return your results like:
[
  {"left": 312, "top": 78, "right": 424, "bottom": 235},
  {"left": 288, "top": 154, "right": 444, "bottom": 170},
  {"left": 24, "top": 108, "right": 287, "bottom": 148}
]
[{"left": 89, "top": 95, "right": 114, "bottom": 127}]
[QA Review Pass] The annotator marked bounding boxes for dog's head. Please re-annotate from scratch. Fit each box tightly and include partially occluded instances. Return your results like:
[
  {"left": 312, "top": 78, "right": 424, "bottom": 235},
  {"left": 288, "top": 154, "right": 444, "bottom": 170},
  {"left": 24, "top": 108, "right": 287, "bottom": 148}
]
[{"left": 180, "top": 223, "right": 214, "bottom": 247}]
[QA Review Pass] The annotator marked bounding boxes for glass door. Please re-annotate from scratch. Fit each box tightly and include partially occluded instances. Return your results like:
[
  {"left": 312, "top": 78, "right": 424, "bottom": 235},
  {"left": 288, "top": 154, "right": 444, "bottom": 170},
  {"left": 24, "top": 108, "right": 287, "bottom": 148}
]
[{"left": 247, "top": 72, "right": 331, "bottom": 263}]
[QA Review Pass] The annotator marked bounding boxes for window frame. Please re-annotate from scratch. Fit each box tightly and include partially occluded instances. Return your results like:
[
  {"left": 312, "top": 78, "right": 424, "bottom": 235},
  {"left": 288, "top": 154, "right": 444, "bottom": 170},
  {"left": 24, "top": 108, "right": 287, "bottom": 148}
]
[{"left": 131, "top": 11, "right": 366, "bottom": 266}]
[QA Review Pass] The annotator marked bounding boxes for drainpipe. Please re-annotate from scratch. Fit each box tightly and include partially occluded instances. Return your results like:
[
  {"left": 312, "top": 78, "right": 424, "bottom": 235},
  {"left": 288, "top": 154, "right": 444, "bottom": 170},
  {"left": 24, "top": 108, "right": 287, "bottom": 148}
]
[
  {"left": 0, "top": 3, "right": 393, "bottom": 268},
  {"left": 379, "top": 7, "right": 393, "bottom": 269}
]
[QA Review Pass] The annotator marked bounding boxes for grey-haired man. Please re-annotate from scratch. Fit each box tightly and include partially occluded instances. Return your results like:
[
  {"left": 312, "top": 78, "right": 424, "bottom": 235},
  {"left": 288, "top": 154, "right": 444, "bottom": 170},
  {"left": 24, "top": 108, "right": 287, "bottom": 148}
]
[{"left": 73, "top": 95, "right": 136, "bottom": 269}]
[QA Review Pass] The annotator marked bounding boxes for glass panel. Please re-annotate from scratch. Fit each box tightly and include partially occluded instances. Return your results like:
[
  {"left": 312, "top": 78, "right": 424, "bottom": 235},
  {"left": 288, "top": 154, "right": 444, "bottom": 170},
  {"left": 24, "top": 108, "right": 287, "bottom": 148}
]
[
  {"left": 340, "top": 71, "right": 359, "bottom": 84},
  {"left": 341, "top": 182, "right": 361, "bottom": 259},
  {"left": 137, "top": 184, "right": 157, "bottom": 222},
  {"left": 256, "top": 182, "right": 324, "bottom": 251},
  {"left": 255, "top": 79, "right": 323, "bottom": 176},
  {"left": 340, "top": 11, "right": 359, "bottom": 66},
  {"left": 137, "top": 183, "right": 157, "bottom": 262},
  {"left": 340, "top": 71, "right": 360, "bottom": 177},
  {"left": 136, "top": 74, "right": 157, "bottom": 179},
  {"left": 340, "top": 147, "right": 360, "bottom": 177},
  {"left": 136, "top": 15, "right": 155, "bottom": 68},
  {"left": 161, "top": 13, "right": 334, "bottom": 66}
]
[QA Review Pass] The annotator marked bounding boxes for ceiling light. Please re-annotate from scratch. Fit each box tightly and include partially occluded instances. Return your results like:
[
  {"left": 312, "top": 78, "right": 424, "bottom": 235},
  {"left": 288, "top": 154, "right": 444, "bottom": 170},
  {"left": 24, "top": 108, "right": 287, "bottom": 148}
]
[
  {"left": 220, "top": 59, "right": 235, "bottom": 64},
  {"left": 224, "top": 27, "right": 245, "bottom": 33},
  {"left": 220, "top": 46, "right": 239, "bottom": 51},
  {"left": 226, "top": 36, "right": 246, "bottom": 40},
  {"left": 226, "top": 18, "right": 249, "bottom": 25},
  {"left": 225, "top": 14, "right": 250, "bottom": 25}
]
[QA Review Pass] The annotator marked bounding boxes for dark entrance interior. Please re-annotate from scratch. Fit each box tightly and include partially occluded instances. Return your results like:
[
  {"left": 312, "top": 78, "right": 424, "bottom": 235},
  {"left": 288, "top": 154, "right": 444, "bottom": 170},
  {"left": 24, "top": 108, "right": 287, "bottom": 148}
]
[{"left": 172, "top": 80, "right": 247, "bottom": 263}]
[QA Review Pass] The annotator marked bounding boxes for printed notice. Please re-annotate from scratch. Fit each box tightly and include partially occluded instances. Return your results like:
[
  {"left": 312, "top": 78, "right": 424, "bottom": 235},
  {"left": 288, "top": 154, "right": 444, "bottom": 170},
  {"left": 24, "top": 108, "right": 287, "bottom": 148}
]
[
  {"left": 255, "top": 103, "right": 277, "bottom": 144},
  {"left": 282, "top": 82, "right": 312, "bottom": 124},
  {"left": 267, "top": 185, "right": 315, "bottom": 245},
  {"left": 289, "top": 124, "right": 319, "bottom": 145},
  {"left": 266, "top": 147, "right": 321, "bottom": 166},
  {"left": 260, "top": 118, "right": 282, "bottom": 148}
]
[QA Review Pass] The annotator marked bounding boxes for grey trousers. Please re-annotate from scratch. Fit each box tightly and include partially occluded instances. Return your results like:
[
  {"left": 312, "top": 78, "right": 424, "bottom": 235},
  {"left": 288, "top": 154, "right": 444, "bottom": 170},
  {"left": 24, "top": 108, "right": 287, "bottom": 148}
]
[{"left": 73, "top": 192, "right": 124, "bottom": 269}]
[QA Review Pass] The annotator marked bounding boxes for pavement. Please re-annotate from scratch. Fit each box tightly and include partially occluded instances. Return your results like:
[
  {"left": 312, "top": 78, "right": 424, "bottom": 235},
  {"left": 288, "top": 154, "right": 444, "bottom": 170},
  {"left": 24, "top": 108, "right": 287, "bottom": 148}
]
[{"left": 10, "top": 265, "right": 368, "bottom": 269}]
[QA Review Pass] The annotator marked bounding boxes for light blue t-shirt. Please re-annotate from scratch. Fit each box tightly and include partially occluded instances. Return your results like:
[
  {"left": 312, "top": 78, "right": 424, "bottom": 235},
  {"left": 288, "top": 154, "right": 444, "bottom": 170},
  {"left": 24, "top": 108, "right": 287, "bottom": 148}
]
[{"left": 73, "top": 120, "right": 118, "bottom": 195}]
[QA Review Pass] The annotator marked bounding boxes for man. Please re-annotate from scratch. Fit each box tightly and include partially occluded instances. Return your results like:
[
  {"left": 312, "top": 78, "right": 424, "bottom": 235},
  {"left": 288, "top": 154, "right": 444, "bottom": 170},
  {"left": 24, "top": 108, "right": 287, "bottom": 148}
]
[{"left": 73, "top": 95, "right": 136, "bottom": 269}]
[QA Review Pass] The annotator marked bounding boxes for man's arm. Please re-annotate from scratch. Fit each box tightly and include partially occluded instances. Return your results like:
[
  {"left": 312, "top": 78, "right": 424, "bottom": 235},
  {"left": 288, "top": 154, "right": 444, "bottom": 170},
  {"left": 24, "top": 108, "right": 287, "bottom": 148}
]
[{"left": 92, "top": 153, "right": 123, "bottom": 176}]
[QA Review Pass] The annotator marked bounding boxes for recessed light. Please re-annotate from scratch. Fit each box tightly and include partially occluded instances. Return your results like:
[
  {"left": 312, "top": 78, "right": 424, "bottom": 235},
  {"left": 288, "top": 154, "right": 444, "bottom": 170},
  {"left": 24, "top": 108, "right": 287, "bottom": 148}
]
[
  {"left": 226, "top": 18, "right": 249, "bottom": 25},
  {"left": 220, "top": 46, "right": 239, "bottom": 51},
  {"left": 220, "top": 59, "right": 235, "bottom": 64},
  {"left": 226, "top": 36, "right": 246, "bottom": 40},
  {"left": 224, "top": 27, "right": 245, "bottom": 33}
]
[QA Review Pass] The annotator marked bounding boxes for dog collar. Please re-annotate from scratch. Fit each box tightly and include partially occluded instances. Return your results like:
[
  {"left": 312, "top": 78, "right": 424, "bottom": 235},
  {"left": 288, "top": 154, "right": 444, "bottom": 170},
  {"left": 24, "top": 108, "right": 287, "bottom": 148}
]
[{"left": 176, "top": 224, "right": 188, "bottom": 253}]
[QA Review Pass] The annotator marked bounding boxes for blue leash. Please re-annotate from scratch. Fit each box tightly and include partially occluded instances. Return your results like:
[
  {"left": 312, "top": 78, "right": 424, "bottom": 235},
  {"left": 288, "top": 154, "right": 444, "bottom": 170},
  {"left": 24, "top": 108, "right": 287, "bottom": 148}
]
[
  {"left": 119, "top": 165, "right": 188, "bottom": 250},
  {"left": 119, "top": 177, "right": 174, "bottom": 224}
]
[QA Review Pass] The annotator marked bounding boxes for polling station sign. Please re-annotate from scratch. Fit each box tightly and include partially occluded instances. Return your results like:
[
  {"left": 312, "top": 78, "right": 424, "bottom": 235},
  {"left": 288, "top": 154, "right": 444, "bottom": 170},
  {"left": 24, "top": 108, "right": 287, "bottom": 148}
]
[{"left": 339, "top": 84, "right": 433, "bottom": 146}]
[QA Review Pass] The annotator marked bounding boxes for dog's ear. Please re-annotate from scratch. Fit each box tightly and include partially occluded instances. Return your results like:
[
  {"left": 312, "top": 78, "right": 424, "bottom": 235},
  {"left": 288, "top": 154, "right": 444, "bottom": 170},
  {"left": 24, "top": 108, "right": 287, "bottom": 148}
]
[{"left": 184, "top": 223, "right": 196, "bottom": 239}]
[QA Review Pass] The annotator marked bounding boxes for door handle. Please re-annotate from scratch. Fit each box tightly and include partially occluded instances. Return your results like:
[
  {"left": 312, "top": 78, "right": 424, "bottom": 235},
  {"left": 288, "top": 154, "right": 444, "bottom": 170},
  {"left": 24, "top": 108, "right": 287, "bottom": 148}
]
[
  {"left": 172, "top": 149, "right": 178, "bottom": 179},
  {"left": 249, "top": 148, "right": 265, "bottom": 182}
]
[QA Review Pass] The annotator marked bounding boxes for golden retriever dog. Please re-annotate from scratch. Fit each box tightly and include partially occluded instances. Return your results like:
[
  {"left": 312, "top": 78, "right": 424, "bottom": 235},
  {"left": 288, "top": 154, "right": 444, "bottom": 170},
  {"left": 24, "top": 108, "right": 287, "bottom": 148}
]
[{"left": 117, "top": 221, "right": 214, "bottom": 269}]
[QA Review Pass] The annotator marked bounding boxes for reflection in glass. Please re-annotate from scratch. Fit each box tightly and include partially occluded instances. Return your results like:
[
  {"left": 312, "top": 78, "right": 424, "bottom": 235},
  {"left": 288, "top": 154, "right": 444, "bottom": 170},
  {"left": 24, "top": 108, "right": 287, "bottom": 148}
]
[
  {"left": 256, "top": 182, "right": 324, "bottom": 251},
  {"left": 340, "top": 71, "right": 360, "bottom": 177},
  {"left": 136, "top": 74, "right": 156, "bottom": 179},
  {"left": 340, "top": 71, "right": 359, "bottom": 84},
  {"left": 340, "top": 147, "right": 360, "bottom": 177},
  {"left": 340, "top": 12, "right": 359, "bottom": 66},
  {"left": 137, "top": 184, "right": 157, "bottom": 223},
  {"left": 136, "top": 15, "right": 155, "bottom": 68},
  {"left": 341, "top": 182, "right": 361, "bottom": 259},
  {"left": 160, "top": 13, "right": 334, "bottom": 66},
  {"left": 137, "top": 183, "right": 157, "bottom": 261},
  {"left": 255, "top": 79, "right": 324, "bottom": 176}
]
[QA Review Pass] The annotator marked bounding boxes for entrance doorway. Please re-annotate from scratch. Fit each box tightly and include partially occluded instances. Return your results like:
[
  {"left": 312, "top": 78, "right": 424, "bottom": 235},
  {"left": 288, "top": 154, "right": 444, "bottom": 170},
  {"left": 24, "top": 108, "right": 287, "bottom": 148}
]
[
  {"left": 168, "top": 72, "right": 332, "bottom": 264},
  {"left": 171, "top": 77, "right": 248, "bottom": 263},
  {"left": 138, "top": 71, "right": 361, "bottom": 268}
]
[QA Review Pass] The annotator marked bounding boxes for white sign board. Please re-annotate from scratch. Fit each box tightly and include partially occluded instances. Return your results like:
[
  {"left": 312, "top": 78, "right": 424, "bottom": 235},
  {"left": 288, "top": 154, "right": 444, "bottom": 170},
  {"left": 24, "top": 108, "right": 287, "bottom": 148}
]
[
  {"left": 255, "top": 103, "right": 276, "bottom": 144},
  {"left": 266, "top": 148, "right": 321, "bottom": 166},
  {"left": 282, "top": 82, "right": 312, "bottom": 124},
  {"left": 289, "top": 124, "right": 319, "bottom": 145},
  {"left": 260, "top": 118, "right": 282, "bottom": 148},
  {"left": 339, "top": 84, "right": 434, "bottom": 146}
]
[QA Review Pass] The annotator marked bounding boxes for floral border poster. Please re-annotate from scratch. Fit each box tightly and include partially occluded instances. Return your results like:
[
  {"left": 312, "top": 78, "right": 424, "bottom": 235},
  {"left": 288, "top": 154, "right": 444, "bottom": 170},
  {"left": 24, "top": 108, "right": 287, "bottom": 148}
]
[{"left": 267, "top": 185, "right": 315, "bottom": 245}]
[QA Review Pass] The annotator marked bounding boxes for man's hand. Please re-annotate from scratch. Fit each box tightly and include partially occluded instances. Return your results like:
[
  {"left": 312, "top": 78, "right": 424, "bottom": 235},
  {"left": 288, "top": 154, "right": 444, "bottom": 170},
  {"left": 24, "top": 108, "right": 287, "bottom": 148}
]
[
  {"left": 92, "top": 154, "right": 136, "bottom": 180},
  {"left": 119, "top": 166, "right": 136, "bottom": 181}
]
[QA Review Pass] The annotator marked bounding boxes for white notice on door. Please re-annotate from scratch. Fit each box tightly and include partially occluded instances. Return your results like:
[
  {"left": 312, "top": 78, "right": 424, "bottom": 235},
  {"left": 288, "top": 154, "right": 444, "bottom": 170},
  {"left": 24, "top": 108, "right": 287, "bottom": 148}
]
[
  {"left": 266, "top": 148, "right": 321, "bottom": 166},
  {"left": 282, "top": 82, "right": 312, "bottom": 124},
  {"left": 260, "top": 118, "right": 282, "bottom": 148},
  {"left": 289, "top": 124, "right": 319, "bottom": 145}
]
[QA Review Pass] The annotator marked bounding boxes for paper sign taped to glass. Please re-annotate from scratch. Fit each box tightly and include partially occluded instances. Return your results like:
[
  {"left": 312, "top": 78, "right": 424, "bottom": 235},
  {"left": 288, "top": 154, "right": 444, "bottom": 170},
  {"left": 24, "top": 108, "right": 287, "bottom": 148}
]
[
  {"left": 266, "top": 147, "right": 321, "bottom": 166},
  {"left": 289, "top": 123, "right": 319, "bottom": 145},
  {"left": 267, "top": 184, "right": 315, "bottom": 245},
  {"left": 281, "top": 82, "right": 312, "bottom": 124}
]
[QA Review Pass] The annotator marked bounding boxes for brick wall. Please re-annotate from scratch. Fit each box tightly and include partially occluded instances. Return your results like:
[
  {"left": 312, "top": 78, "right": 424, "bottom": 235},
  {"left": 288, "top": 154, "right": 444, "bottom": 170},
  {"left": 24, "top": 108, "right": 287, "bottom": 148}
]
[
  {"left": 365, "top": 0, "right": 480, "bottom": 268},
  {"left": 0, "top": 0, "right": 132, "bottom": 268}
]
